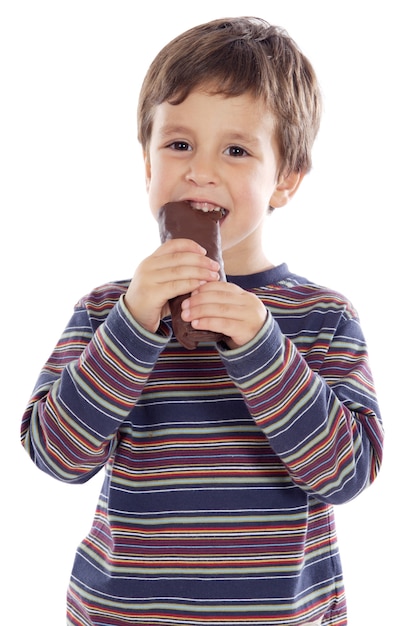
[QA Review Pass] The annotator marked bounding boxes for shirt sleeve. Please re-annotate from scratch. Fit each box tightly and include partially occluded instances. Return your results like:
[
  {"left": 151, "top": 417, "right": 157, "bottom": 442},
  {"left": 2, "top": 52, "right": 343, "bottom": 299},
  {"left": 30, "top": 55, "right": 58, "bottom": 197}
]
[
  {"left": 20, "top": 295, "right": 172, "bottom": 483},
  {"left": 218, "top": 310, "right": 384, "bottom": 504}
]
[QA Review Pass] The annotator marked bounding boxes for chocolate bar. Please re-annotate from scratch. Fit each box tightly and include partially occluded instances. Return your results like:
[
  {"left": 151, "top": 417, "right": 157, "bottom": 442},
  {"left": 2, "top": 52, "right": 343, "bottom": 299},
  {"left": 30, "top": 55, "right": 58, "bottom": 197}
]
[{"left": 158, "top": 201, "right": 228, "bottom": 349}]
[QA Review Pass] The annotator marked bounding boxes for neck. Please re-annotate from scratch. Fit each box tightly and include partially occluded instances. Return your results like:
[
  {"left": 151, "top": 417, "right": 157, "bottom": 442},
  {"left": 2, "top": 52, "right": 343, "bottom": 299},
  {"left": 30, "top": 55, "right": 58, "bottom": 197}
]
[{"left": 223, "top": 249, "right": 274, "bottom": 276}]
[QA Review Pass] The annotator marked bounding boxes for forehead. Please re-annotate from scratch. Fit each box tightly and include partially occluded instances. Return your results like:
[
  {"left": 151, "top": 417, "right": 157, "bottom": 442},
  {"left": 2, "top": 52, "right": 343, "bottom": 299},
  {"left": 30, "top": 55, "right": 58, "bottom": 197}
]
[{"left": 151, "top": 90, "right": 276, "bottom": 137}]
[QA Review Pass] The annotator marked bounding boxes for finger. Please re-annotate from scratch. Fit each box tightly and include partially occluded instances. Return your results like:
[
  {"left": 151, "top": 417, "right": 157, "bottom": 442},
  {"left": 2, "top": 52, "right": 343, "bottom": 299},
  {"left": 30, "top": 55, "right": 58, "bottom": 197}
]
[
  {"left": 182, "top": 301, "right": 243, "bottom": 324},
  {"left": 155, "top": 262, "right": 220, "bottom": 289},
  {"left": 184, "top": 283, "right": 246, "bottom": 313},
  {"left": 153, "top": 238, "right": 208, "bottom": 258},
  {"left": 151, "top": 251, "right": 220, "bottom": 278}
]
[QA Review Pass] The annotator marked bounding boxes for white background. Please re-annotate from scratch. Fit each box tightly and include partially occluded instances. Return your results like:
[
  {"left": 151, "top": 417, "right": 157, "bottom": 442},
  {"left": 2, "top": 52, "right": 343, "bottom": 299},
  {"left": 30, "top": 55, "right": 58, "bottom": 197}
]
[{"left": 1, "top": 1, "right": 414, "bottom": 624}]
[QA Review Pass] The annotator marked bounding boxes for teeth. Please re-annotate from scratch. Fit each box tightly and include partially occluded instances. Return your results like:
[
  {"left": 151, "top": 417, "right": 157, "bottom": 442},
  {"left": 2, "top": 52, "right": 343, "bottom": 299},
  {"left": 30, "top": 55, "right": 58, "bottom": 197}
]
[{"left": 190, "top": 201, "right": 224, "bottom": 213}]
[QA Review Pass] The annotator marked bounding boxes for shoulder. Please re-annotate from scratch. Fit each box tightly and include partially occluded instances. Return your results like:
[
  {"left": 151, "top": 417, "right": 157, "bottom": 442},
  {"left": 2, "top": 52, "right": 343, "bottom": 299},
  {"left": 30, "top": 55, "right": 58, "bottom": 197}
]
[
  {"left": 74, "top": 279, "right": 131, "bottom": 320},
  {"left": 259, "top": 273, "right": 359, "bottom": 322}
]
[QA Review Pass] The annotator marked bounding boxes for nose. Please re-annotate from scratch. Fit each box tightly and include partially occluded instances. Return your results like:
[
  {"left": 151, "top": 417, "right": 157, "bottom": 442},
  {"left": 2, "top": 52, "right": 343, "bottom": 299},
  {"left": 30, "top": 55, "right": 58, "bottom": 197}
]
[{"left": 185, "top": 151, "right": 218, "bottom": 186}]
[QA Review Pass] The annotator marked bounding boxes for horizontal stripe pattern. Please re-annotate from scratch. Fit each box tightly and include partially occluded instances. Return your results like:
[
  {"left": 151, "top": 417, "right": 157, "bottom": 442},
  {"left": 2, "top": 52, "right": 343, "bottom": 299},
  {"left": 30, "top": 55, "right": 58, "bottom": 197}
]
[{"left": 21, "top": 265, "right": 383, "bottom": 625}]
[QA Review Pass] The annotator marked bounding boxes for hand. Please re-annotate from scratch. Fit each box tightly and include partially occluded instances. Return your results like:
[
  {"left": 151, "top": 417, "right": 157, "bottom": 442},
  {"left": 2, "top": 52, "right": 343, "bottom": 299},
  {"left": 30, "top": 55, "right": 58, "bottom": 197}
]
[
  {"left": 181, "top": 281, "right": 268, "bottom": 349},
  {"left": 124, "top": 239, "right": 220, "bottom": 333}
]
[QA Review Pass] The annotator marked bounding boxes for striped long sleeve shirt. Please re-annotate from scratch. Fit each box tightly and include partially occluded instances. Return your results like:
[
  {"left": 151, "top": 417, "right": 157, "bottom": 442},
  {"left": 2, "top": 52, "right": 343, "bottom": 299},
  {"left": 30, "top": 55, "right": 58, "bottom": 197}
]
[{"left": 21, "top": 264, "right": 384, "bottom": 626}]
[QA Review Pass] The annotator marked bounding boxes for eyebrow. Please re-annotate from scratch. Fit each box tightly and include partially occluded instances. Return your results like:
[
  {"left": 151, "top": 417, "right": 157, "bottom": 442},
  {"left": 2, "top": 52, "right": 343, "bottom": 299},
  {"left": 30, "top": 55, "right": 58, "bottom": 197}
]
[
  {"left": 158, "top": 125, "right": 192, "bottom": 139},
  {"left": 225, "top": 132, "right": 261, "bottom": 147}
]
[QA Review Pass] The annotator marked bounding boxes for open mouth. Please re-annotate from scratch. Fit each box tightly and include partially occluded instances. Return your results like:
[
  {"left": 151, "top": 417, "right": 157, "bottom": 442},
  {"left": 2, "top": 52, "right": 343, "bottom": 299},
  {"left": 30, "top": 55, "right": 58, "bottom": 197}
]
[{"left": 189, "top": 201, "right": 228, "bottom": 220}]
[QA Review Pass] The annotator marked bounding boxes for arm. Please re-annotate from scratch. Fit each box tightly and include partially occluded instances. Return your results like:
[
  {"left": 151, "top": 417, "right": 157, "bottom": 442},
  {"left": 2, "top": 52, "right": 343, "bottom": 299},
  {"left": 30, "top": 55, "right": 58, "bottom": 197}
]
[
  {"left": 20, "top": 294, "right": 171, "bottom": 483},
  {"left": 21, "top": 239, "right": 218, "bottom": 483},
  {"left": 218, "top": 310, "right": 384, "bottom": 504}
]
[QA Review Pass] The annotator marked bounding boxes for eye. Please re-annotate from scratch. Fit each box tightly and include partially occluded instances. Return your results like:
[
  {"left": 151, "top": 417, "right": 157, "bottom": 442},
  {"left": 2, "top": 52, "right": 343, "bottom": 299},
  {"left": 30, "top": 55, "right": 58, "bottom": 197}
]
[
  {"left": 225, "top": 145, "right": 248, "bottom": 157},
  {"left": 168, "top": 141, "right": 191, "bottom": 151}
]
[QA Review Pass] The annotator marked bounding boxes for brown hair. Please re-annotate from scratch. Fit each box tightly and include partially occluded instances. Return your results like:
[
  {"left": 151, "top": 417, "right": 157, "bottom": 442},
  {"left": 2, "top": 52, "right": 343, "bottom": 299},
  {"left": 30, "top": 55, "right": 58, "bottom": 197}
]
[{"left": 137, "top": 16, "right": 321, "bottom": 175}]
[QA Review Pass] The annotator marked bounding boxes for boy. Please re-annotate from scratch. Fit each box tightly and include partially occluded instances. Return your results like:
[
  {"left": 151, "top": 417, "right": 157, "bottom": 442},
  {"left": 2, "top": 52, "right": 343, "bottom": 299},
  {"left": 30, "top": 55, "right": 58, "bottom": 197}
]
[{"left": 21, "top": 17, "right": 384, "bottom": 626}]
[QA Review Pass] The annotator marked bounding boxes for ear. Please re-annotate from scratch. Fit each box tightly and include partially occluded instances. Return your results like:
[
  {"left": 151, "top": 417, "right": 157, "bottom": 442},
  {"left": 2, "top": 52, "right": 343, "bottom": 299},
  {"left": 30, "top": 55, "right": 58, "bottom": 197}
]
[
  {"left": 270, "top": 170, "right": 305, "bottom": 209},
  {"left": 143, "top": 151, "right": 151, "bottom": 192}
]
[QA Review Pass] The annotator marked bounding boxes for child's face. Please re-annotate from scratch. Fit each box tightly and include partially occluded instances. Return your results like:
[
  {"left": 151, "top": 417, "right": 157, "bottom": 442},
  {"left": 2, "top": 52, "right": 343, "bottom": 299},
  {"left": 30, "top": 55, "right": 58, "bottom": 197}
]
[{"left": 144, "top": 90, "right": 292, "bottom": 272}]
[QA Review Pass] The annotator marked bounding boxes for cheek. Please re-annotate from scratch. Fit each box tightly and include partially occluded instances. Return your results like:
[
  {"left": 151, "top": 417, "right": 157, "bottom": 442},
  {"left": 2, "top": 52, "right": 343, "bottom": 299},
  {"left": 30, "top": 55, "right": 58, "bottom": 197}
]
[
  {"left": 235, "top": 165, "right": 275, "bottom": 197},
  {"left": 146, "top": 163, "right": 179, "bottom": 217}
]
